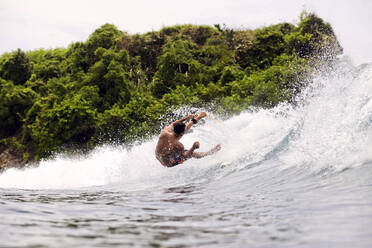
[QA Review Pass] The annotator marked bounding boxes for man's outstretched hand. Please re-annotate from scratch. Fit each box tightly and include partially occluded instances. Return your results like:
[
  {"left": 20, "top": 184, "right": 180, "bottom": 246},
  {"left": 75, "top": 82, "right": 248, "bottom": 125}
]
[
  {"left": 187, "top": 114, "right": 195, "bottom": 120},
  {"left": 196, "top": 112, "right": 207, "bottom": 121}
]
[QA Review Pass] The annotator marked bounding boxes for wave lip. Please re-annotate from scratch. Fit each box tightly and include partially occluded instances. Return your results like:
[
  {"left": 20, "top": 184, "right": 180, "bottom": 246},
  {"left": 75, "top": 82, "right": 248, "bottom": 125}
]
[{"left": 279, "top": 62, "right": 372, "bottom": 174}]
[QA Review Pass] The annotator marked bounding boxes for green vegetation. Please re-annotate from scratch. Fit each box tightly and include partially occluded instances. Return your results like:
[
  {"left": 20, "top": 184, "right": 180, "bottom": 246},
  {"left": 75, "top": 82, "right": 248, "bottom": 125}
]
[{"left": 0, "top": 12, "right": 342, "bottom": 167}]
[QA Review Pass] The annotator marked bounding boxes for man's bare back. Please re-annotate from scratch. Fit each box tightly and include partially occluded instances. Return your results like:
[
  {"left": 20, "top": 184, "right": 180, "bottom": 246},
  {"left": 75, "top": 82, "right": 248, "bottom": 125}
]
[{"left": 155, "top": 112, "right": 221, "bottom": 167}]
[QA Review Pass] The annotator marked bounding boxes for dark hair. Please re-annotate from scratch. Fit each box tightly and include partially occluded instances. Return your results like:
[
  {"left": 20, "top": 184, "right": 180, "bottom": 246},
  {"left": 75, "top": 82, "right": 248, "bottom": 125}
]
[{"left": 174, "top": 123, "right": 186, "bottom": 134}]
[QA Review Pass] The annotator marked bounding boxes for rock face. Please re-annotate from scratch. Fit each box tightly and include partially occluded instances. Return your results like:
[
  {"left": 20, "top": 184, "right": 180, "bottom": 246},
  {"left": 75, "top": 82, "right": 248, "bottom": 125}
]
[{"left": 0, "top": 149, "right": 24, "bottom": 171}]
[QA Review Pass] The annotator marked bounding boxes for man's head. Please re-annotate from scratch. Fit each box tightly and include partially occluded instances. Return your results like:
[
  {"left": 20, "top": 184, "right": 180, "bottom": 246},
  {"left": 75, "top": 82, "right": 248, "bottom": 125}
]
[{"left": 174, "top": 123, "right": 186, "bottom": 135}]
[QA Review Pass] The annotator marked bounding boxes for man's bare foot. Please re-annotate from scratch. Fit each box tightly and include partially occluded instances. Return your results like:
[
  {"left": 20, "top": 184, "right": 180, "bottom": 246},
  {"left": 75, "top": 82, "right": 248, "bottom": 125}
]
[
  {"left": 210, "top": 144, "right": 221, "bottom": 154},
  {"left": 214, "top": 144, "right": 221, "bottom": 151}
]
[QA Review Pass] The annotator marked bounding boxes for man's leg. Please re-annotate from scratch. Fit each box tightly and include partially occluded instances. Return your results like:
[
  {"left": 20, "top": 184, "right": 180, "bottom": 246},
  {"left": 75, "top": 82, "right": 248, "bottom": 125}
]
[{"left": 186, "top": 144, "right": 221, "bottom": 159}]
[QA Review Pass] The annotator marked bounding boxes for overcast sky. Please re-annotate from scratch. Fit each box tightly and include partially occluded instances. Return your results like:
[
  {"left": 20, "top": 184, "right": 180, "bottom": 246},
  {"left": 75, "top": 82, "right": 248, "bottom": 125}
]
[{"left": 1, "top": 0, "right": 371, "bottom": 65}]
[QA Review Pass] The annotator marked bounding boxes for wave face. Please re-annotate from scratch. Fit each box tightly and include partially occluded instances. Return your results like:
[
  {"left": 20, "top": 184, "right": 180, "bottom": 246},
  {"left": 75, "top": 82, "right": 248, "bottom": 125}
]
[{"left": 1, "top": 59, "right": 372, "bottom": 247}]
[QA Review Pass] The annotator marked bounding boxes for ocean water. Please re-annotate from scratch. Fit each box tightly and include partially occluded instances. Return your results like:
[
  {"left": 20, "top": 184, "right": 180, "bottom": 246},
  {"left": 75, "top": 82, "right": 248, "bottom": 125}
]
[{"left": 0, "top": 60, "right": 372, "bottom": 247}]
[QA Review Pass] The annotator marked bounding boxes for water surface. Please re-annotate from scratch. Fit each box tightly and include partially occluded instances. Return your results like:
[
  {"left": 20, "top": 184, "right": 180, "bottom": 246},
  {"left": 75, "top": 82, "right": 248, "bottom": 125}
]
[{"left": 1, "top": 61, "right": 372, "bottom": 247}]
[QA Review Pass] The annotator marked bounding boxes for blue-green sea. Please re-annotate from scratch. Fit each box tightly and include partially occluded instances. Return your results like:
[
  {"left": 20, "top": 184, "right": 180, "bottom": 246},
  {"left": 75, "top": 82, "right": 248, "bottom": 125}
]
[{"left": 1, "top": 60, "right": 372, "bottom": 247}]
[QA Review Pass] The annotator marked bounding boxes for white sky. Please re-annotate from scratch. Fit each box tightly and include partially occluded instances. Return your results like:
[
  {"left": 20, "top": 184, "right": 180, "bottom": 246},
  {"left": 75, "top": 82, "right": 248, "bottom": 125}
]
[{"left": 1, "top": 0, "right": 371, "bottom": 65}]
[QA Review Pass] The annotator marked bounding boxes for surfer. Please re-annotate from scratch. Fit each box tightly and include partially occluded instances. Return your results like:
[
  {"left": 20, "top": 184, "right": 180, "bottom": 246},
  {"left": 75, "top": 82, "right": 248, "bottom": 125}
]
[{"left": 155, "top": 112, "right": 221, "bottom": 167}]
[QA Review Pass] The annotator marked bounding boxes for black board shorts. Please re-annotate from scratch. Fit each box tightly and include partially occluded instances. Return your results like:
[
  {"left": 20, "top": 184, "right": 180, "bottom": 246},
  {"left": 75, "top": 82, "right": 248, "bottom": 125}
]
[{"left": 167, "top": 150, "right": 188, "bottom": 167}]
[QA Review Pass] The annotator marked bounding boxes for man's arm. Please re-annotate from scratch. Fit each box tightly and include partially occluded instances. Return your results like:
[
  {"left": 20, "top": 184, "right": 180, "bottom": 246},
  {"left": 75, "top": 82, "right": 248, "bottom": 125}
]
[
  {"left": 185, "top": 112, "right": 207, "bottom": 132},
  {"left": 165, "top": 114, "right": 194, "bottom": 132}
]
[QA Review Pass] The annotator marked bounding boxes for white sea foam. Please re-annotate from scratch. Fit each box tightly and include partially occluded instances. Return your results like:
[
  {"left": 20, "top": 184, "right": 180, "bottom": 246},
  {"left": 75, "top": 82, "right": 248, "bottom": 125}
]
[{"left": 1, "top": 60, "right": 371, "bottom": 190}]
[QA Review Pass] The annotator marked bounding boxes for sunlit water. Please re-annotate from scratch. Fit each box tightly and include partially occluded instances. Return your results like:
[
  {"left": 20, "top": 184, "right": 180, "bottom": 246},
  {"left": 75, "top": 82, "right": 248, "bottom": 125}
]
[{"left": 1, "top": 59, "right": 372, "bottom": 247}]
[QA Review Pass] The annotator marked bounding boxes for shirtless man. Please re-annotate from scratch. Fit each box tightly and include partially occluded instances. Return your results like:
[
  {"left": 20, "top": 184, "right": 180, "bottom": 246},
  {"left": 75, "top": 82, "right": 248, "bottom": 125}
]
[{"left": 155, "top": 112, "right": 221, "bottom": 167}]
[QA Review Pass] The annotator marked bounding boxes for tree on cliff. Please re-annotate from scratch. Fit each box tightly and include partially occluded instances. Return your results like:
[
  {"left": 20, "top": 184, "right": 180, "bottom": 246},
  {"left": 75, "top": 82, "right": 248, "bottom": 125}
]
[{"left": 0, "top": 49, "right": 31, "bottom": 85}]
